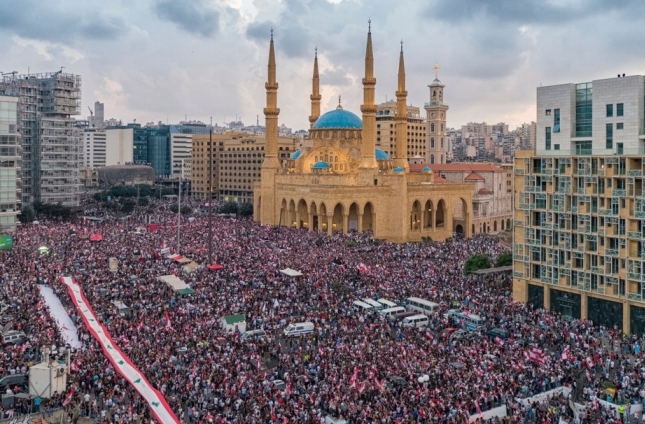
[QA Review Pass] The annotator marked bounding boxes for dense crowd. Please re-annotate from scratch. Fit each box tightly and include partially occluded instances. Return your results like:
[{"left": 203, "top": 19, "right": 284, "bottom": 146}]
[{"left": 1, "top": 197, "right": 645, "bottom": 423}]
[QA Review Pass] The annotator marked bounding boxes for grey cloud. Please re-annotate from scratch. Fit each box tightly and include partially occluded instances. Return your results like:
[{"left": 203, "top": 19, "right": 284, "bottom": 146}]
[
  {"left": 0, "top": 0, "right": 128, "bottom": 43},
  {"left": 428, "top": 0, "right": 644, "bottom": 24},
  {"left": 320, "top": 67, "right": 352, "bottom": 86},
  {"left": 153, "top": 0, "right": 220, "bottom": 38}
]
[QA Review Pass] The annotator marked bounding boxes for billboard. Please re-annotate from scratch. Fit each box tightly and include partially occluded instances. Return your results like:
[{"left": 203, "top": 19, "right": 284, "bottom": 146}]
[{"left": 0, "top": 235, "right": 13, "bottom": 250}]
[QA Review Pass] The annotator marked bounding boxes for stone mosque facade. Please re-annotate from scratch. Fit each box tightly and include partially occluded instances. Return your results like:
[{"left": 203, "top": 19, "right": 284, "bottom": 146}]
[{"left": 254, "top": 25, "right": 474, "bottom": 243}]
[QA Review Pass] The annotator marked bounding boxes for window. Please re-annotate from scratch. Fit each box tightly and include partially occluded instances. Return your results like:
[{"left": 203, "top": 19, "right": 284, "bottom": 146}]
[
  {"left": 617, "top": 123, "right": 623, "bottom": 130},
  {"left": 553, "top": 109, "right": 560, "bottom": 132},
  {"left": 546, "top": 109, "right": 551, "bottom": 116},
  {"left": 606, "top": 123, "right": 613, "bottom": 149},
  {"left": 606, "top": 104, "right": 613, "bottom": 117},
  {"left": 545, "top": 127, "right": 551, "bottom": 150},
  {"left": 430, "top": 137, "right": 435, "bottom": 149},
  {"left": 554, "top": 144, "right": 560, "bottom": 150},
  {"left": 617, "top": 103, "right": 623, "bottom": 117}
]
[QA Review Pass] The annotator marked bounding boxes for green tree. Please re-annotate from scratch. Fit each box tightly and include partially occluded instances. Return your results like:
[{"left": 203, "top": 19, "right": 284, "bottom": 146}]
[
  {"left": 180, "top": 206, "right": 192, "bottom": 215},
  {"left": 218, "top": 202, "right": 239, "bottom": 214},
  {"left": 495, "top": 252, "right": 513, "bottom": 267},
  {"left": 121, "top": 199, "right": 136, "bottom": 213},
  {"left": 18, "top": 207, "right": 35, "bottom": 223},
  {"left": 464, "top": 254, "right": 491, "bottom": 275},
  {"left": 138, "top": 197, "right": 149, "bottom": 207},
  {"left": 238, "top": 203, "right": 254, "bottom": 217}
]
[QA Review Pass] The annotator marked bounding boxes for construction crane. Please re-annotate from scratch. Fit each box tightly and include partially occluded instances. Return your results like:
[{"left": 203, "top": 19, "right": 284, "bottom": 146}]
[{"left": 88, "top": 106, "right": 93, "bottom": 118}]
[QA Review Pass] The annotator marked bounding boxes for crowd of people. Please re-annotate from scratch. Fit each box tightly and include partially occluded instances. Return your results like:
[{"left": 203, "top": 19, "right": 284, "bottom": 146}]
[{"left": 1, "top": 197, "right": 645, "bottom": 423}]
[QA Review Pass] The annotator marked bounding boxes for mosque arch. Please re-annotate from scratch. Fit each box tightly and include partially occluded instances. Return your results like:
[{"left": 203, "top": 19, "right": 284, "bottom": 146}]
[
  {"left": 297, "top": 199, "right": 308, "bottom": 229},
  {"left": 332, "top": 203, "right": 344, "bottom": 233},
  {"left": 310, "top": 201, "right": 319, "bottom": 231},
  {"left": 501, "top": 220, "right": 505, "bottom": 231},
  {"left": 424, "top": 200, "right": 434, "bottom": 230},
  {"left": 472, "top": 224, "right": 475, "bottom": 235},
  {"left": 435, "top": 199, "right": 446, "bottom": 228},
  {"left": 280, "top": 199, "right": 288, "bottom": 226},
  {"left": 348, "top": 202, "right": 360, "bottom": 232},
  {"left": 494, "top": 221, "right": 498, "bottom": 232},
  {"left": 410, "top": 200, "right": 422, "bottom": 231},
  {"left": 288, "top": 199, "right": 296, "bottom": 227},
  {"left": 506, "top": 219, "right": 511, "bottom": 230},
  {"left": 452, "top": 197, "right": 469, "bottom": 236},
  {"left": 362, "top": 202, "right": 374, "bottom": 233},
  {"left": 319, "top": 202, "right": 328, "bottom": 232}
]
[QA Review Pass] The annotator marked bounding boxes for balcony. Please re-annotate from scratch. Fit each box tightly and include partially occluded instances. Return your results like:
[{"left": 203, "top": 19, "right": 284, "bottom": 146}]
[
  {"left": 606, "top": 248, "right": 620, "bottom": 257},
  {"left": 627, "top": 272, "right": 644, "bottom": 282},
  {"left": 513, "top": 219, "right": 525, "bottom": 227},
  {"left": 513, "top": 271, "right": 524, "bottom": 278},
  {"left": 612, "top": 189, "right": 627, "bottom": 197},
  {"left": 628, "top": 231, "right": 644, "bottom": 239},
  {"left": 515, "top": 169, "right": 525, "bottom": 175},
  {"left": 627, "top": 292, "right": 643, "bottom": 302},
  {"left": 628, "top": 169, "right": 643, "bottom": 177}
]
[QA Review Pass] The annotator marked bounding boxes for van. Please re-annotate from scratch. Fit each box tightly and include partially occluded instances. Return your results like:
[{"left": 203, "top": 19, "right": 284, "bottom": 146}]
[
  {"left": 283, "top": 322, "right": 314, "bottom": 336},
  {"left": 352, "top": 300, "right": 374, "bottom": 314},
  {"left": 241, "top": 329, "right": 267, "bottom": 341},
  {"left": 405, "top": 297, "right": 441, "bottom": 316},
  {"left": 377, "top": 299, "right": 397, "bottom": 309},
  {"left": 362, "top": 299, "right": 383, "bottom": 311},
  {"left": 379, "top": 306, "right": 406, "bottom": 319},
  {"left": 2, "top": 330, "right": 26, "bottom": 346},
  {"left": 390, "top": 311, "right": 418, "bottom": 322},
  {"left": 402, "top": 314, "right": 429, "bottom": 328}
]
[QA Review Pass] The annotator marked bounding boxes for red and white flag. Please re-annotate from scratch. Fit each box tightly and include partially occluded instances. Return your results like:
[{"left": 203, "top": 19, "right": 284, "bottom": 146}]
[
  {"left": 561, "top": 346, "right": 571, "bottom": 361},
  {"left": 524, "top": 348, "right": 545, "bottom": 364},
  {"left": 494, "top": 336, "right": 504, "bottom": 346},
  {"left": 374, "top": 377, "right": 385, "bottom": 392},
  {"left": 357, "top": 263, "right": 369, "bottom": 274},
  {"left": 62, "top": 389, "right": 75, "bottom": 406},
  {"left": 164, "top": 311, "right": 172, "bottom": 330},
  {"left": 585, "top": 356, "right": 594, "bottom": 368},
  {"left": 474, "top": 401, "right": 482, "bottom": 416},
  {"left": 137, "top": 321, "right": 143, "bottom": 331}
]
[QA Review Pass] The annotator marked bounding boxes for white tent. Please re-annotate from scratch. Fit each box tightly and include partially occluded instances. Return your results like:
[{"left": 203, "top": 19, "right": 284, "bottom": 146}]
[
  {"left": 157, "top": 275, "right": 195, "bottom": 295},
  {"left": 280, "top": 268, "right": 303, "bottom": 277}
]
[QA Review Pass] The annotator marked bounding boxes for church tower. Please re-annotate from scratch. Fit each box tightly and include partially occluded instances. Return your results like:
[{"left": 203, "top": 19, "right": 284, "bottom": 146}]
[
  {"left": 424, "top": 64, "right": 449, "bottom": 164},
  {"left": 308, "top": 48, "right": 321, "bottom": 128},
  {"left": 359, "top": 20, "right": 378, "bottom": 172},
  {"left": 393, "top": 41, "right": 409, "bottom": 171},
  {"left": 259, "top": 29, "right": 280, "bottom": 224}
]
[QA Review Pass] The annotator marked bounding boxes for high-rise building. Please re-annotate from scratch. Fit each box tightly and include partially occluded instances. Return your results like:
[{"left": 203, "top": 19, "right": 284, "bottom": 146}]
[
  {"left": 0, "top": 95, "right": 21, "bottom": 230},
  {"left": 191, "top": 132, "right": 296, "bottom": 203},
  {"left": 376, "top": 101, "right": 426, "bottom": 162},
  {"left": 105, "top": 128, "right": 134, "bottom": 165},
  {"left": 94, "top": 101, "right": 104, "bottom": 128},
  {"left": 425, "top": 66, "right": 449, "bottom": 164},
  {"left": 0, "top": 71, "right": 83, "bottom": 206},
  {"left": 513, "top": 74, "right": 645, "bottom": 334},
  {"left": 83, "top": 129, "right": 107, "bottom": 168}
]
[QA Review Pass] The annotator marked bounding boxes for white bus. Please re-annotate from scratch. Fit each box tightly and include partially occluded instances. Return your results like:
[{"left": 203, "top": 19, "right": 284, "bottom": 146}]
[
  {"left": 405, "top": 297, "right": 441, "bottom": 316},
  {"left": 363, "top": 298, "right": 384, "bottom": 311},
  {"left": 377, "top": 299, "right": 397, "bottom": 309}
]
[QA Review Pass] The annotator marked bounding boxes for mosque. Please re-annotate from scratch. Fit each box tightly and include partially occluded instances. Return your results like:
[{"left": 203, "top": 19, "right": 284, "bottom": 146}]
[{"left": 253, "top": 24, "right": 474, "bottom": 242}]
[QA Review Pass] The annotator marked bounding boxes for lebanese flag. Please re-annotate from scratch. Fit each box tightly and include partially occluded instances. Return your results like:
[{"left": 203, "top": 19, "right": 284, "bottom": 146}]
[
  {"left": 286, "top": 381, "right": 292, "bottom": 396},
  {"left": 70, "top": 361, "right": 79, "bottom": 372},
  {"left": 350, "top": 366, "right": 359, "bottom": 388},
  {"left": 62, "top": 389, "right": 75, "bottom": 407},
  {"left": 561, "top": 346, "right": 571, "bottom": 361},
  {"left": 475, "top": 368, "right": 484, "bottom": 377},
  {"left": 494, "top": 337, "right": 504, "bottom": 346},
  {"left": 357, "top": 263, "right": 369, "bottom": 274},
  {"left": 524, "top": 348, "right": 546, "bottom": 364},
  {"left": 137, "top": 321, "right": 143, "bottom": 331},
  {"left": 358, "top": 381, "right": 367, "bottom": 393},
  {"left": 164, "top": 311, "right": 172, "bottom": 330},
  {"left": 585, "top": 356, "right": 594, "bottom": 368},
  {"left": 318, "top": 347, "right": 324, "bottom": 356},
  {"left": 374, "top": 377, "right": 385, "bottom": 392},
  {"left": 475, "top": 401, "right": 482, "bottom": 416}
]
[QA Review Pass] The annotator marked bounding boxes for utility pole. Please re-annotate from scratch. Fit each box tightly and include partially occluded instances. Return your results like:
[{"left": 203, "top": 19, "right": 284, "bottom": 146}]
[
  {"left": 177, "top": 159, "right": 183, "bottom": 253},
  {"left": 208, "top": 117, "right": 214, "bottom": 264}
]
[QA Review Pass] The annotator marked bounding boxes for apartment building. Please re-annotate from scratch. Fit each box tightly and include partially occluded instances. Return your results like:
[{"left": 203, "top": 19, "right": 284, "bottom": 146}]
[
  {"left": 513, "top": 74, "right": 645, "bottom": 334},
  {"left": 0, "top": 96, "right": 21, "bottom": 230},
  {"left": 0, "top": 71, "right": 83, "bottom": 206},
  {"left": 375, "top": 101, "right": 426, "bottom": 162}
]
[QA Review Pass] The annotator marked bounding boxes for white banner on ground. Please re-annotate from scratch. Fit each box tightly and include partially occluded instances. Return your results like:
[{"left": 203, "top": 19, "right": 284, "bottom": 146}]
[
  {"left": 38, "top": 285, "right": 82, "bottom": 349},
  {"left": 469, "top": 405, "right": 507, "bottom": 422},
  {"left": 60, "top": 276, "right": 179, "bottom": 424}
]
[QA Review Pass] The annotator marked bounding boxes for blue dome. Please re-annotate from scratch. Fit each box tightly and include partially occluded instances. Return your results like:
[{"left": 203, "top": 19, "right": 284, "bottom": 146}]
[
  {"left": 422, "top": 166, "right": 432, "bottom": 172},
  {"left": 393, "top": 167, "right": 404, "bottom": 173},
  {"left": 312, "top": 161, "right": 330, "bottom": 169},
  {"left": 375, "top": 148, "right": 390, "bottom": 160},
  {"left": 291, "top": 150, "right": 301, "bottom": 159},
  {"left": 313, "top": 108, "right": 362, "bottom": 129}
]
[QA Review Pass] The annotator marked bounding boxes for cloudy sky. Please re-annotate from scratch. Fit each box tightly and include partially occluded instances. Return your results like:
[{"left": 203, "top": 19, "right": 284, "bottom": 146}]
[{"left": 2, "top": 0, "right": 644, "bottom": 131}]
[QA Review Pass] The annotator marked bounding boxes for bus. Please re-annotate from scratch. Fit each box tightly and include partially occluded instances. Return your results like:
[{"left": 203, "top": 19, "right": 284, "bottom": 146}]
[
  {"left": 405, "top": 297, "right": 441, "bottom": 316},
  {"left": 444, "top": 309, "right": 485, "bottom": 331}
]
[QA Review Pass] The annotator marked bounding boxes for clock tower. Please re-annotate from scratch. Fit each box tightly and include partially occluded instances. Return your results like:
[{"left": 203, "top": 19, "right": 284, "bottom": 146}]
[{"left": 425, "top": 64, "right": 449, "bottom": 164}]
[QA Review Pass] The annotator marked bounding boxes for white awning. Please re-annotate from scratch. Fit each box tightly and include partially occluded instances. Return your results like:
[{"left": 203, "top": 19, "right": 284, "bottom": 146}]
[
  {"left": 158, "top": 275, "right": 194, "bottom": 294},
  {"left": 280, "top": 268, "right": 303, "bottom": 277}
]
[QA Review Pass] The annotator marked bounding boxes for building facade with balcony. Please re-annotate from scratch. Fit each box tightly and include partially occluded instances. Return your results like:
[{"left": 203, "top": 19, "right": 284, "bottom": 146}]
[
  {"left": 0, "top": 95, "right": 21, "bottom": 230},
  {"left": 512, "top": 74, "right": 645, "bottom": 334}
]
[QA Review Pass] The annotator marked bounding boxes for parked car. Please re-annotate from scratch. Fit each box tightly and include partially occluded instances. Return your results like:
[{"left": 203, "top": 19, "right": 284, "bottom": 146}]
[
  {"left": 486, "top": 328, "right": 510, "bottom": 340},
  {"left": 241, "top": 330, "right": 267, "bottom": 341},
  {"left": 2, "top": 330, "right": 26, "bottom": 346},
  {"left": 0, "top": 374, "right": 28, "bottom": 393}
]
